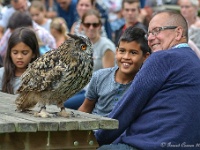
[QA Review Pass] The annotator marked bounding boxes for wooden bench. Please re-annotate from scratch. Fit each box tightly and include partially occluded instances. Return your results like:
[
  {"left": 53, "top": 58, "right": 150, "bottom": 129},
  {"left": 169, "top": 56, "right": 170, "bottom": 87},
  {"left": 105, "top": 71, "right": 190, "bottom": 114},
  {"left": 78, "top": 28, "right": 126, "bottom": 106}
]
[{"left": 0, "top": 92, "right": 118, "bottom": 150}]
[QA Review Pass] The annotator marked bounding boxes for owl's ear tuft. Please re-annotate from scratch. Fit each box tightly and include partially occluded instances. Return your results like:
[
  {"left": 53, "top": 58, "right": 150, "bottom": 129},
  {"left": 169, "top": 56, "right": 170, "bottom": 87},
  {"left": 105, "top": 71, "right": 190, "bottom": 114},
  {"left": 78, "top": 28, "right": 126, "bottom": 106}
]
[{"left": 67, "top": 34, "right": 79, "bottom": 40}]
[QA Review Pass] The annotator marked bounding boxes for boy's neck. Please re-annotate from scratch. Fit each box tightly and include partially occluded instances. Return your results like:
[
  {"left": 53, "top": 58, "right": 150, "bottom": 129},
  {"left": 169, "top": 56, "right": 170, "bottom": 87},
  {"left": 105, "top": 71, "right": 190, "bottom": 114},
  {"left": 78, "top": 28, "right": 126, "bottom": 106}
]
[{"left": 115, "top": 69, "right": 135, "bottom": 84}]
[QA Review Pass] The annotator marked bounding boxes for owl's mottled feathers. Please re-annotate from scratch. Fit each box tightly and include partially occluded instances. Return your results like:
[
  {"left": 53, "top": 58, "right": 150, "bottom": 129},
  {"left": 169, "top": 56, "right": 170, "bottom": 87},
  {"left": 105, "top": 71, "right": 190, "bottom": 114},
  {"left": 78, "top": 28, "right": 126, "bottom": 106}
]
[{"left": 15, "top": 34, "right": 93, "bottom": 111}]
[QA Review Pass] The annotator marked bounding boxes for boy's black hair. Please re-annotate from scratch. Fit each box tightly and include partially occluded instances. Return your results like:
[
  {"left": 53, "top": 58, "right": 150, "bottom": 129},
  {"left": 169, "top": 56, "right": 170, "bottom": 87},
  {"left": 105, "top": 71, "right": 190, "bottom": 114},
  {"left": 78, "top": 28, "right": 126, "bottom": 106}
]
[{"left": 117, "top": 27, "right": 151, "bottom": 54}]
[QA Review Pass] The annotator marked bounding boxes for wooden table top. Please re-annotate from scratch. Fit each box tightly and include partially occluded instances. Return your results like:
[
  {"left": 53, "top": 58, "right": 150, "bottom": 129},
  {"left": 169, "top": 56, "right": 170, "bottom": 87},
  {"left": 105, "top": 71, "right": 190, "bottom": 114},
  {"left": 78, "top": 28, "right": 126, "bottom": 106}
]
[{"left": 0, "top": 92, "right": 118, "bottom": 133}]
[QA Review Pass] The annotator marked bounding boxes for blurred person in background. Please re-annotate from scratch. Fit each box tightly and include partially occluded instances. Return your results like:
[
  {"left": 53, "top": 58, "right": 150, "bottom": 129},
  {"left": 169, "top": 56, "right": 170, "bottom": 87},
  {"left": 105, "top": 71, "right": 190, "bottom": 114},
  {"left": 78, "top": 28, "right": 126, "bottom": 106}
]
[
  {"left": 179, "top": 0, "right": 200, "bottom": 50},
  {"left": 70, "top": 0, "right": 109, "bottom": 38},
  {"left": 145, "top": 0, "right": 178, "bottom": 7},
  {"left": 114, "top": 0, "right": 147, "bottom": 46},
  {"left": 0, "top": 0, "right": 28, "bottom": 39},
  {"left": 70, "top": 0, "right": 95, "bottom": 35},
  {"left": 29, "top": 0, "right": 52, "bottom": 32},
  {"left": 50, "top": 17, "right": 69, "bottom": 48},
  {"left": 81, "top": 8, "right": 116, "bottom": 72},
  {"left": 0, "top": 11, "right": 56, "bottom": 66},
  {"left": 56, "top": 0, "right": 77, "bottom": 30},
  {"left": 42, "top": 0, "right": 57, "bottom": 18},
  {"left": 94, "top": 0, "right": 113, "bottom": 40}
]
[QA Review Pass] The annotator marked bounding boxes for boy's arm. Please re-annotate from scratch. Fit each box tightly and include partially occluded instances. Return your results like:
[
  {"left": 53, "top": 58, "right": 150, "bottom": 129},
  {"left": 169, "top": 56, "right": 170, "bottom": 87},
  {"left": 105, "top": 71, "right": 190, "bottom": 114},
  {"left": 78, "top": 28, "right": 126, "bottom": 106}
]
[{"left": 78, "top": 98, "right": 96, "bottom": 113}]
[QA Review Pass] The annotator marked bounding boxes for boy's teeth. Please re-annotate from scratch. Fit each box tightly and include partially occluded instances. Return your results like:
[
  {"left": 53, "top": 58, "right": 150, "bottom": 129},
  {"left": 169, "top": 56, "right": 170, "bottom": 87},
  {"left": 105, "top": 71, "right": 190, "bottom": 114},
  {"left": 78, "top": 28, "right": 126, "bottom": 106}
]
[{"left": 123, "top": 63, "right": 129, "bottom": 66}]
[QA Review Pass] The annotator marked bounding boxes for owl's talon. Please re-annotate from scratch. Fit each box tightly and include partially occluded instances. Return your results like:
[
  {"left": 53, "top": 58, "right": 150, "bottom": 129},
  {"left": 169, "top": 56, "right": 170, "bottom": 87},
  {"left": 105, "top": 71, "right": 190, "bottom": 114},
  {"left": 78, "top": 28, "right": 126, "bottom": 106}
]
[
  {"left": 34, "top": 107, "right": 54, "bottom": 118},
  {"left": 57, "top": 107, "right": 70, "bottom": 117},
  {"left": 34, "top": 111, "right": 54, "bottom": 118}
]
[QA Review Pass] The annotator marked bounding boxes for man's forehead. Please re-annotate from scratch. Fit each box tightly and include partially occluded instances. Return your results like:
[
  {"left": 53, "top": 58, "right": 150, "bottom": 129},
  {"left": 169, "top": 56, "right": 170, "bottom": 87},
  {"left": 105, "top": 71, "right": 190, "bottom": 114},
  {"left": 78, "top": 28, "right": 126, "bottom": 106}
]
[
  {"left": 149, "top": 13, "right": 169, "bottom": 28},
  {"left": 123, "top": 2, "right": 139, "bottom": 8},
  {"left": 151, "top": 13, "right": 169, "bottom": 23}
]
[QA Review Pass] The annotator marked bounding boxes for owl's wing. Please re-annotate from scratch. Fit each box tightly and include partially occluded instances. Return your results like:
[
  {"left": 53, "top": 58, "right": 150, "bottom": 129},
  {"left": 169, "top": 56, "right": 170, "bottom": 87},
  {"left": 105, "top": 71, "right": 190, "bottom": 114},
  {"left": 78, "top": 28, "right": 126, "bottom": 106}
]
[{"left": 17, "top": 50, "right": 70, "bottom": 92}]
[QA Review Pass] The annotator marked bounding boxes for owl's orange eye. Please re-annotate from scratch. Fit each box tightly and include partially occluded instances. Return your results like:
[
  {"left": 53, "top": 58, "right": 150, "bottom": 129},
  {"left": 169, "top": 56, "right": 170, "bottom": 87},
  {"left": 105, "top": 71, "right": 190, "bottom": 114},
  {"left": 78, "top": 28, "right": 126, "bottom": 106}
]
[{"left": 81, "top": 45, "right": 87, "bottom": 50}]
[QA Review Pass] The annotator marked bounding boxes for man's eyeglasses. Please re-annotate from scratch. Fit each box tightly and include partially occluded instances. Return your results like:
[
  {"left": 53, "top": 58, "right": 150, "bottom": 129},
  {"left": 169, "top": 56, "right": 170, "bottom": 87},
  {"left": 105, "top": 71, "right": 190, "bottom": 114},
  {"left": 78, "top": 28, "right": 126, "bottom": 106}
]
[
  {"left": 180, "top": 5, "right": 192, "bottom": 9},
  {"left": 82, "top": 23, "right": 101, "bottom": 28},
  {"left": 146, "top": 26, "right": 178, "bottom": 38}
]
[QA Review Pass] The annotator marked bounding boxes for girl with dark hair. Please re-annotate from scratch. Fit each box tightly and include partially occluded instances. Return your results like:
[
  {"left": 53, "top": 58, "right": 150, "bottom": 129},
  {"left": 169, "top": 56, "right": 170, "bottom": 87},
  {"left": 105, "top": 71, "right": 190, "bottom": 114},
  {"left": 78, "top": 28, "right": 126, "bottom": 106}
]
[{"left": 0, "top": 27, "right": 40, "bottom": 94}]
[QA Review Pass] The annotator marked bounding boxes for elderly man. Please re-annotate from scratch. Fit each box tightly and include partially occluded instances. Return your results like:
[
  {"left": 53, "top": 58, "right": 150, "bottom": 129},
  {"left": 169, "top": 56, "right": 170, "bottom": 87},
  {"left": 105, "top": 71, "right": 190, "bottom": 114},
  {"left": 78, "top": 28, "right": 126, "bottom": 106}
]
[{"left": 95, "top": 10, "right": 200, "bottom": 150}]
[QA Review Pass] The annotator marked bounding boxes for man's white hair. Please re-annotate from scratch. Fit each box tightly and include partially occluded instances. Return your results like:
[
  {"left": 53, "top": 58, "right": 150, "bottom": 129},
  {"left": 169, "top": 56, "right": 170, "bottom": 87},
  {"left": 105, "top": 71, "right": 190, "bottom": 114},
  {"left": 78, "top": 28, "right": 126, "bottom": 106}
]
[{"left": 190, "top": 0, "right": 199, "bottom": 7}]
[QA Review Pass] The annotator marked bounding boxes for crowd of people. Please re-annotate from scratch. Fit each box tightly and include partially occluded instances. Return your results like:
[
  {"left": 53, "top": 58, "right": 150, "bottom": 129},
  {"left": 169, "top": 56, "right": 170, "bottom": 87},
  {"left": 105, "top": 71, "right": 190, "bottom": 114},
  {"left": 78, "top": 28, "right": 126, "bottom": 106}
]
[{"left": 0, "top": 0, "right": 200, "bottom": 149}]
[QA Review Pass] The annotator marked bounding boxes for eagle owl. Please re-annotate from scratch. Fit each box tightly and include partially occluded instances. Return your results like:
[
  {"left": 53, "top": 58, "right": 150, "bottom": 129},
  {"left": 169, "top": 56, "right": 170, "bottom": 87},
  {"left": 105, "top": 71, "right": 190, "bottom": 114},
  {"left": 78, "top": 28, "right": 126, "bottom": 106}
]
[{"left": 15, "top": 34, "right": 93, "bottom": 117}]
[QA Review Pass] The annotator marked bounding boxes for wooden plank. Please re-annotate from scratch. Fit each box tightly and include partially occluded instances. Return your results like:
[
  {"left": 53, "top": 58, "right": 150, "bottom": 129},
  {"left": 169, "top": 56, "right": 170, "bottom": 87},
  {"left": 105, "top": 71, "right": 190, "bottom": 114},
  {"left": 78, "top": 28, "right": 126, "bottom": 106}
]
[
  {"left": 0, "top": 110, "right": 101, "bottom": 131},
  {"left": 0, "top": 92, "right": 17, "bottom": 102},
  {"left": 0, "top": 119, "right": 15, "bottom": 133},
  {"left": 65, "top": 109, "right": 119, "bottom": 129},
  {"left": 1, "top": 111, "right": 60, "bottom": 132},
  {"left": 0, "top": 113, "right": 37, "bottom": 132}
]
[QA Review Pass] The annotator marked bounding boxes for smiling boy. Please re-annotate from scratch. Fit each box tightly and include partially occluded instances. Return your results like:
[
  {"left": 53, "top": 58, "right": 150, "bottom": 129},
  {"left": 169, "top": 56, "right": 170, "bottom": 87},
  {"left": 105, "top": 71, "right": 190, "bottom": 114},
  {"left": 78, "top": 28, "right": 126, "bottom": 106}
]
[{"left": 78, "top": 27, "right": 150, "bottom": 117}]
